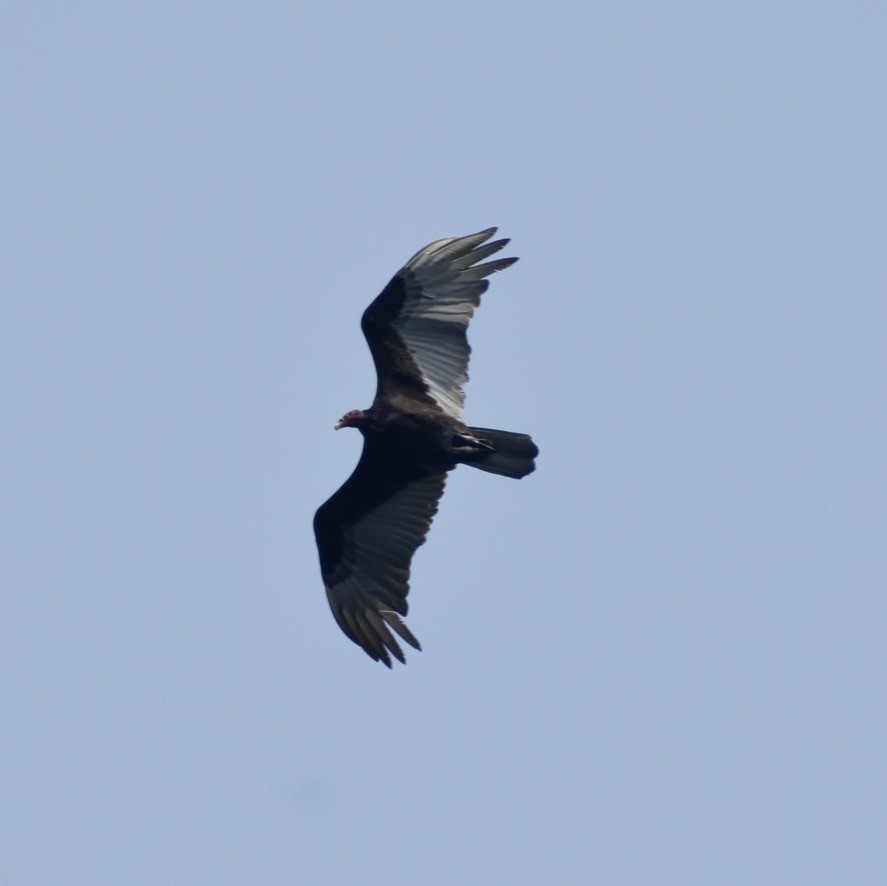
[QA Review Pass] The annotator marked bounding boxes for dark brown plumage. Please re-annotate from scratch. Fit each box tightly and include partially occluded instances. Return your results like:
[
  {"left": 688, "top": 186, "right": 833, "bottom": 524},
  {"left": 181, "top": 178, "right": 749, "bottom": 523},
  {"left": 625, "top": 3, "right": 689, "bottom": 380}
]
[{"left": 314, "top": 228, "right": 538, "bottom": 666}]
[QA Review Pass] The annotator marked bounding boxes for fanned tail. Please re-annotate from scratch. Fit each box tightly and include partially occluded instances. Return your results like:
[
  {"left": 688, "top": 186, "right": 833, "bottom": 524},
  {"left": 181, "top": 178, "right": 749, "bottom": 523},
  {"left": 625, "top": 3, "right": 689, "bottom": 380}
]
[{"left": 465, "top": 427, "right": 538, "bottom": 479}]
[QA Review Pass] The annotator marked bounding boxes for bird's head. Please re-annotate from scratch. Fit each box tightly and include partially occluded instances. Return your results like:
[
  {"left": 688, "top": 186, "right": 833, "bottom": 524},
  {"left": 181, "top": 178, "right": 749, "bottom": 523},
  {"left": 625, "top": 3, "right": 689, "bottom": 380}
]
[{"left": 335, "top": 409, "right": 367, "bottom": 430}]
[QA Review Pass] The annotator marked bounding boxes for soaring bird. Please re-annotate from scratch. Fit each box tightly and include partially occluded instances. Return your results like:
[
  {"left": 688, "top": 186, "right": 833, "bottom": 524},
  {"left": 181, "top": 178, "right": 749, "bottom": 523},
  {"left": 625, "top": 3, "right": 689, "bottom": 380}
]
[{"left": 313, "top": 229, "right": 538, "bottom": 666}]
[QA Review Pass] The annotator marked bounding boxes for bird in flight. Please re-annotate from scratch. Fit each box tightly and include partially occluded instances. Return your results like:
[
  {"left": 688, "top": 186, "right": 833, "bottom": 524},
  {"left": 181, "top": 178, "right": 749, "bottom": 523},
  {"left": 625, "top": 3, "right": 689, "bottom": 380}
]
[{"left": 313, "top": 228, "right": 538, "bottom": 666}]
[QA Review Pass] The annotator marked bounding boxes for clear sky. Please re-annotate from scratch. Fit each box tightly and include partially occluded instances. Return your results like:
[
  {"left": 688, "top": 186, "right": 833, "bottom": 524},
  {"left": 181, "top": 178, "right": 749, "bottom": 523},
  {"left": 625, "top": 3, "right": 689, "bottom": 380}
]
[{"left": 2, "top": 4, "right": 885, "bottom": 884}]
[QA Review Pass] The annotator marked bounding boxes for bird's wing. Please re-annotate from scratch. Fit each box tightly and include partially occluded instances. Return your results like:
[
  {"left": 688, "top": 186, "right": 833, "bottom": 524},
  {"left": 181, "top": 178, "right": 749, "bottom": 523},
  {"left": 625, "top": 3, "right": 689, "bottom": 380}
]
[
  {"left": 361, "top": 228, "right": 517, "bottom": 419},
  {"left": 313, "top": 438, "right": 447, "bottom": 666}
]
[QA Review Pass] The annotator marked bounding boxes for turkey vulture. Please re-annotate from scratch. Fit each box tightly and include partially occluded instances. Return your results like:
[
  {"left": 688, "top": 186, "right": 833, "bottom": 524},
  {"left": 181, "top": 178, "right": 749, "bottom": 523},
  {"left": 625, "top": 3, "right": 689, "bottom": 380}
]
[{"left": 314, "top": 228, "right": 538, "bottom": 666}]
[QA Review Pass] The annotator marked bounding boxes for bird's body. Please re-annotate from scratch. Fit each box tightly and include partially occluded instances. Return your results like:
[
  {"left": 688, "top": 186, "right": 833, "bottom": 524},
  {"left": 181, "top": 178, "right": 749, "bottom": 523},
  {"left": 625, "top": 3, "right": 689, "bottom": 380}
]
[{"left": 314, "top": 228, "right": 538, "bottom": 666}]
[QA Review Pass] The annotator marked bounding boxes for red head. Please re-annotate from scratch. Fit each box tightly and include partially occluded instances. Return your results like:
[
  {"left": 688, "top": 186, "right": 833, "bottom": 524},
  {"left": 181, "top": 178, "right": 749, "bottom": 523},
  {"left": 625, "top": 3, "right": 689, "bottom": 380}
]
[{"left": 335, "top": 409, "right": 367, "bottom": 430}]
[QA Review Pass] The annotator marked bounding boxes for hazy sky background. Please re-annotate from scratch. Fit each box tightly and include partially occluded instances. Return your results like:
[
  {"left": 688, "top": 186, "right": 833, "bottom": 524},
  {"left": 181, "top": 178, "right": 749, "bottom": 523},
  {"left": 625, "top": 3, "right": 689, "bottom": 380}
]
[{"left": 3, "top": 4, "right": 885, "bottom": 884}]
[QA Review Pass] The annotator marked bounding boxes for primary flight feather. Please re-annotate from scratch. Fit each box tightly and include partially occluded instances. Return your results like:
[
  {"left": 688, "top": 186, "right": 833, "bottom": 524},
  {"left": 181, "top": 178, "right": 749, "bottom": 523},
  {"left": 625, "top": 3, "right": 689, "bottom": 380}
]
[{"left": 313, "top": 228, "right": 538, "bottom": 666}]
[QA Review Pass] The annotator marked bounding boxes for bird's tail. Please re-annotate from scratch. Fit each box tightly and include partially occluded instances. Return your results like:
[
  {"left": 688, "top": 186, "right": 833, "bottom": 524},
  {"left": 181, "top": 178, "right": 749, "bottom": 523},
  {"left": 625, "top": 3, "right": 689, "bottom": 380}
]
[{"left": 465, "top": 427, "right": 538, "bottom": 479}]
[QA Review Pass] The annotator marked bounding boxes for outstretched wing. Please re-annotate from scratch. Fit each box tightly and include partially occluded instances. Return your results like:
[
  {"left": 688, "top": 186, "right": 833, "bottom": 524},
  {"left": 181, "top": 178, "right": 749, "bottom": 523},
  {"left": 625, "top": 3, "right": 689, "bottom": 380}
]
[
  {"left": 313, "top": 437, "right": 447, "bottom": 667},
  {"left": 361, "top": 228, "right": 517, "bottom": 419}
]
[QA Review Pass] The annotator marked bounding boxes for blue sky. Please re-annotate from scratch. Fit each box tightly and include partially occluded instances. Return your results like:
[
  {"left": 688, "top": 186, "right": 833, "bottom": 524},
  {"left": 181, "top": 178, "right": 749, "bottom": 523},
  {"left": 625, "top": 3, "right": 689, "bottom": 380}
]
[{"left": 2, "top": 4, "right": 885, "bottom": 883}]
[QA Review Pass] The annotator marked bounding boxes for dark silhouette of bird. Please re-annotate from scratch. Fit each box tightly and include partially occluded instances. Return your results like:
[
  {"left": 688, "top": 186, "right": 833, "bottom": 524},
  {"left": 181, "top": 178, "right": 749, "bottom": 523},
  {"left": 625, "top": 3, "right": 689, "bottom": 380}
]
[{"left": 314, "top": 229, "right": 538, "bottom": 666}]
